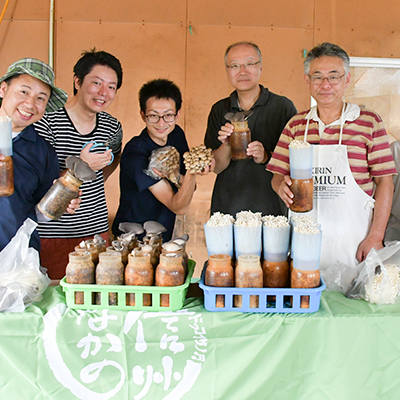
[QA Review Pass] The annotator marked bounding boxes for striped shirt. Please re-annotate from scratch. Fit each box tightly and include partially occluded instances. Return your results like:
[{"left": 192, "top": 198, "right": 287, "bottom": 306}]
[
  {"left": 267, "top": 107, "right": 396, "bottom": 196},
  {"left": 34, "top": 107, "right": 122, "bottom": 238}
]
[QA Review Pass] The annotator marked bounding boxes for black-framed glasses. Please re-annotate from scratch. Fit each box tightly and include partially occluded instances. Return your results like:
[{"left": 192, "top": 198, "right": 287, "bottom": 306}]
[
  {"left": 226, "top": 61, "right": 261, "bottom": 71},
  {"left": 308, "top": 74, "right": 346, "bottom": 85},
  {"left": 145, "top": 113, "right": 177, "bottom": 123}
]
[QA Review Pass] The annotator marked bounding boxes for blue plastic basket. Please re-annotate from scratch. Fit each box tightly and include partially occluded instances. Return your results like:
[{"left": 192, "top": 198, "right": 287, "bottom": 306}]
[{"left": 199, "top": 266, "right": 325, "bottom": 313}]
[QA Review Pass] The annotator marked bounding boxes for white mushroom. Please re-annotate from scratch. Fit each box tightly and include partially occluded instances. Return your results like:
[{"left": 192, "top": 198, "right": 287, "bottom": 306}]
[{"left": 162, "top": 242, "right": 182, "bottom": 252}]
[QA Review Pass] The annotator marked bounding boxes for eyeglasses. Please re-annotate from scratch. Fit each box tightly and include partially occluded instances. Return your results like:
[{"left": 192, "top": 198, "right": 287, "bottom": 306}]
[
  {"left": 308, "top": 74, "right": 346, "bottom": 85},
  {"left": 145, "top": 113, "right": 177, "bottom": 123},
  {"left": 226, "top": 61, "right": 261, "bottom": 71}
]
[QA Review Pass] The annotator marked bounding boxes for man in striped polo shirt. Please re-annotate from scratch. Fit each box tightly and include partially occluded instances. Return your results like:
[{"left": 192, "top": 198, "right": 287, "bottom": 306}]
[
  {"left": 34, "top": 49, "right": 123, "bottom": 279},
  {"left": 267, "top": 43, "right": 396, "bottom": 280}
]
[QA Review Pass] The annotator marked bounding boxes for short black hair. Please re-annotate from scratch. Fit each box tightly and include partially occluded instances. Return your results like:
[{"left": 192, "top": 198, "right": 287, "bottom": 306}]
[
  {"left": 139, "top": 79, "right": 182, "bottom": 113},
  {"left": 73, "top": 48, "right": 123, "bottom": 95}
]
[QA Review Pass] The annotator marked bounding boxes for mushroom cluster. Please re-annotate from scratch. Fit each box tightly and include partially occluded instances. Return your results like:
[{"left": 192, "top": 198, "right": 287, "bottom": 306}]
[
  {"left": 224, "top": 110, "right": 253, "bottom": 123},
  {"left": 146, "top": 146, "right": 181, "bottom": 186},
  {"left": 65, "top": 156, "right": 96, "bottom": 182},
  {"left": 183, "top": 144, "right": 213, "bottom": 173}
]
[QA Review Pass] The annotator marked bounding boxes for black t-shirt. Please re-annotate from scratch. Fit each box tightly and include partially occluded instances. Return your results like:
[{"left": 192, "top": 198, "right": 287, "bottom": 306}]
[
  {"left": 112, "top": 125, "right": 189, "bottom": 241},
  {"left": 204, "top": 85, "right": 297, "bottom": 217}
]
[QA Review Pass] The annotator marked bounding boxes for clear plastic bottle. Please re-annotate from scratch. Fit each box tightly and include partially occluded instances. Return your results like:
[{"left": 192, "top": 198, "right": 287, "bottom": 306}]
[
  {"left": 144, "top": 234, "right": 163, "bottom": 260},
  {"left": 289, "top": 144, "right": 313, "bottom": 213},
  {"left": 110, "top": 240, "right": 130, "bottom": 266},
  {"left": 234, "top": 254, "right": 262, "bottom": 308},
  {"left": 66, "top": 251, "right": 95, "bottom": 305},
  {"left": 37, "top": 170, "right": 83, "bottom": 220},
  {"left": 230, "top": 121, "right": 251, "bottom": 160},
  {"left": 155, "top": 253, "right": 185, "bottom": 307},
  {"left": 291, "top": 268, "right": 320, "bottom": 308},
  {"left": 0, "top": 116, "right": 13, "bottom": 197},
  {"left": 94, "top": 235, "right": 107, "bottom": 255},
  {"left": 290, "top": 178, "right": 313, "bottom": 213},
  {"left": 290, "top": 226, "right": 322, "bottom": 307},
  {"left": 161, "top": 246, "right": 187, "bottom": 277},
  {"left": 75, "top": 239, "right": 99, "bottom": 266},
  {"left": 171, "top": 238, "right": 189, "bottom": 272},
  {"left": 125, "top": 251, "right": 154, "bottom": 306},
  {"left": 138, "top": 244, "right": 159, "bottom": 269},
  {"left": 0, "top": 156, "right": 13, "bottom": 196},
  {"left": 95, "top": 251, "right": 124, "bottom": 306},
  {"left": 262, "top": 259, "right": 290, "bottom": 288},
  {"left": 205, "top": 254, "right": 233, "bottom": 308}
]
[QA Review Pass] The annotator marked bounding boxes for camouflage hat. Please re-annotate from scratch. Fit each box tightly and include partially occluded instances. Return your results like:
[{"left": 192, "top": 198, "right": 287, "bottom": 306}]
[{"left": 0, "top": 58, "right": 68, "bottom": 113}]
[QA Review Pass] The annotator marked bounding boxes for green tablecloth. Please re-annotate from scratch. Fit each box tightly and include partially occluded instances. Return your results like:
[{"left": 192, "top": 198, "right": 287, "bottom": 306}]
[{"left": 1, "top": 285, "right": 400, "bottom": 400}]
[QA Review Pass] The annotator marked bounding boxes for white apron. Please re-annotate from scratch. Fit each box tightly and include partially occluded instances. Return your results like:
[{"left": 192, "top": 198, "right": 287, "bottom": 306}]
[{"left": 295, "top": 107, "right": 374, "bottom": 274}]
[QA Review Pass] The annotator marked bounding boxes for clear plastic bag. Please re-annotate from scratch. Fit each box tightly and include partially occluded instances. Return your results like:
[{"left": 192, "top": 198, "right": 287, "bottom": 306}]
[
  {"left": 143, "top": 146, "right": 181, "bottom": 187},
  {"left": 346, "top": 242, "right": 400, "bottom": 304},
  {"left": 0, "top": 218, "right": 50, "bottom": 312}
]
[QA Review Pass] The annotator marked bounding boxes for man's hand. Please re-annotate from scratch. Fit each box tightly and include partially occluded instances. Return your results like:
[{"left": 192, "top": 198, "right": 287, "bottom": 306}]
[
  {"left": 217, "top": 122, "right": 234, "bottom": 145},
  {"left": 355, "top": 175, "right": 394, "bottom": 262},
  {"left": 247, "top": 141, "right": 268, "bottom": 164},
  {"left": 152, "top": 167, "right": 168, "bottom": 179},
  {"left": 80, "top": 143, "right": 112, "bottom": 171},
  {"left": 186, "top": 158, "right": 215, "bottom": 176},
  {"left": 271, "top": 174, "right": 294, "bottom": 208},
  {"left": 66, "top": 190, "right": 82, "bottom": 214},
  {"left": 153, "top": 157, "right": 215, "bottom": 184},
  {"left": 356, "top": 237, "right": 383, "bottom": 263}
]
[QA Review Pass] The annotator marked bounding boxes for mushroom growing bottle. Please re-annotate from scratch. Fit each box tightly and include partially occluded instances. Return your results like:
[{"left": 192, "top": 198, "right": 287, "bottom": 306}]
[
  {"left": 37, "top": 156, "right": 96, "bottom": 220},
  {"left": 0, "top": 116, "right": 14, "bottom": 197},
  {"left": 125, "top": 251, "right": 154, "bottom": 306},
  {"left": 155, "top": 253, "right": 185, "bottom": 307},
  {"left": 234, "top": 254, "right": 263, "bottom": 308},
  {"left": 205, "top": 254, "right": 234, "bottom": 308}
]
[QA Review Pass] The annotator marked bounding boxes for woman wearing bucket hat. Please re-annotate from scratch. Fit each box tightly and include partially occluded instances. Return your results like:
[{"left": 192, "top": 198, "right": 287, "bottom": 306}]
[{"left": 0, "top": 57, "right": 81, "bottom": 253}]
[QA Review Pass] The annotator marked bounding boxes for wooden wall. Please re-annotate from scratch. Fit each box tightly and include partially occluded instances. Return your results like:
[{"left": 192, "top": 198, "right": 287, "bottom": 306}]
[{"left": 1, "top": 0, "right": 400, "bottom": 270}]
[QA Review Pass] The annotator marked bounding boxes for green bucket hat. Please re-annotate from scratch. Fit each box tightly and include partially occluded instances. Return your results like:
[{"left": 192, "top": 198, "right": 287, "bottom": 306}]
[{"left": 0, "top": 58, "right": 68, "bottom": 113}]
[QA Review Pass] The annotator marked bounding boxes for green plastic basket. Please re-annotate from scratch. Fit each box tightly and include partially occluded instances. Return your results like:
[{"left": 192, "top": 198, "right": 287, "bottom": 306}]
[{"left": 60, "top": 259, "right": 195, "bottom": 311}]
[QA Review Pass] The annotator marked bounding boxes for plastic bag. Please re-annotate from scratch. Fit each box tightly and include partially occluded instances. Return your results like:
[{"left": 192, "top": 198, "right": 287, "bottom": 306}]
[
  {"left": 143, "top": 146, "right": 181, "bottom": 187},
  {"left": 320, "top": 259, "right": 352, "bottom": 293},
  {"left": 0, "top": 218, "right": 50, "bottom": 312},
  {"left": 347, "top": 242, "right": 400, "bottom": 304}
]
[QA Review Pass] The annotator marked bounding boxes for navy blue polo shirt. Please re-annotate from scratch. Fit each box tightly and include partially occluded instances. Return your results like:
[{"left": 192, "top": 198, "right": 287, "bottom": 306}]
[
  {"left": 0, "top": 125, "right": 59, "bottom": 251},
  {"left": 112, "top": 125, "right": 189, "bottom": 241}
]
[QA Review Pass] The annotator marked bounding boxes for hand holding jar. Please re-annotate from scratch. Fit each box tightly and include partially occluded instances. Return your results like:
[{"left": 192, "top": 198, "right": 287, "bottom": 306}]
[
  {"left": 289, "top": 140, "right": 313, "bottom": 213},
  {"left": 224, "top": 111, "right": 253, "bottom": 161},
  {"left": 37, "top": 156, "right": 95, "bottom": 220}
]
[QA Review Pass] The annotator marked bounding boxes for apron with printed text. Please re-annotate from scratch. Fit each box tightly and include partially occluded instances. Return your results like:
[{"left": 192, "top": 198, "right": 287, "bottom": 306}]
[{"left": 297, "top": 110, "right": 374, "bottom": 273}]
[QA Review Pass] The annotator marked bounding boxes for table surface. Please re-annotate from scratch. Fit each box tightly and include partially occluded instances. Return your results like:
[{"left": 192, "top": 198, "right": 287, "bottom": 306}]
[{"left": 1, "top": 284, "right": 400, "bottom": 400}]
